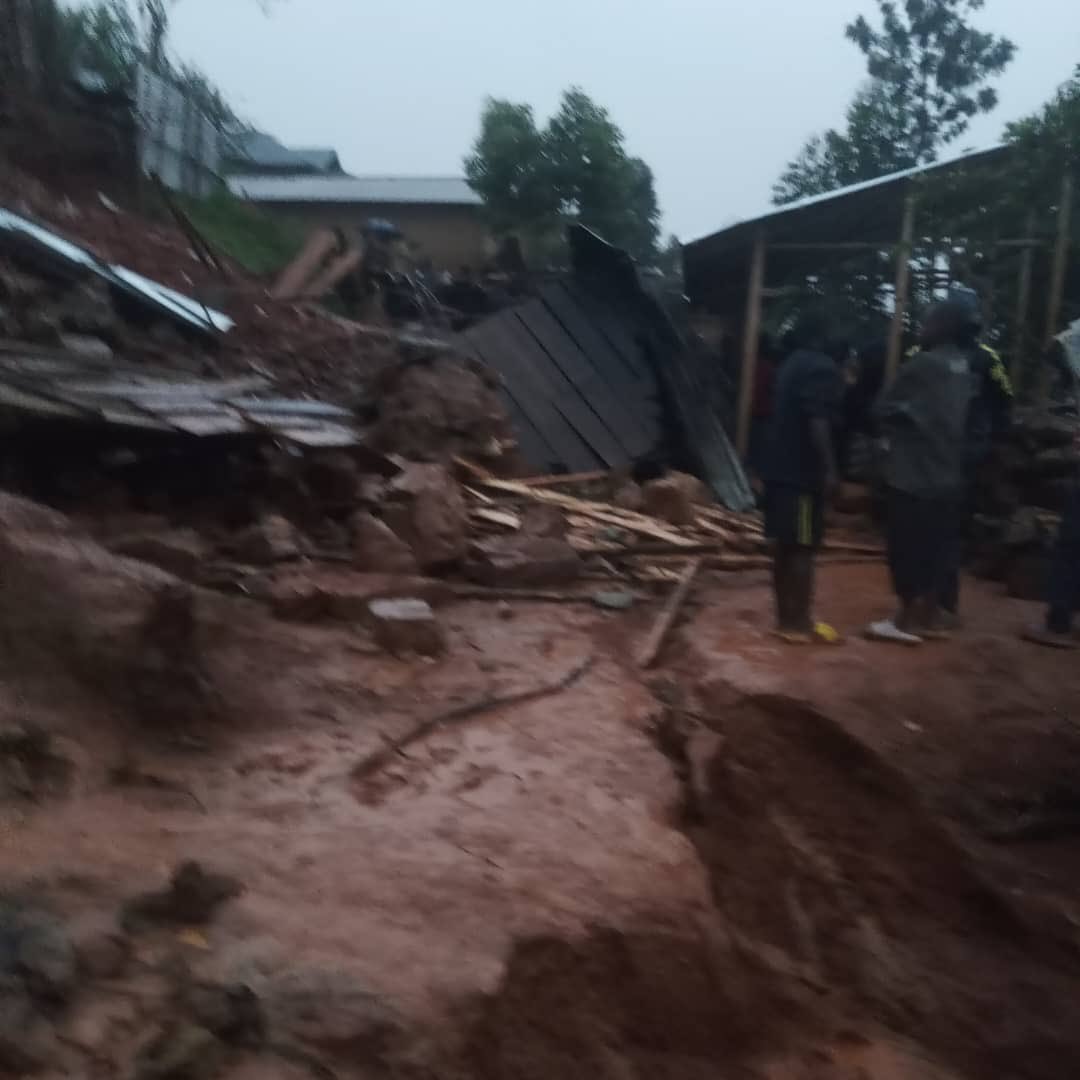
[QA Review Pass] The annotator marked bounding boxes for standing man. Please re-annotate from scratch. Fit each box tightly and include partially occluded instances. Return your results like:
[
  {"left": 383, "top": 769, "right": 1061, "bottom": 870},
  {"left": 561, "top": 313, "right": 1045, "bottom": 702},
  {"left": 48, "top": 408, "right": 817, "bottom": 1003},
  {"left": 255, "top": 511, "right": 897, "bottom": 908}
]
[
  {"left": 765, "top": 313, "right": 845, "bottom": 645},
  {"left": 939, "top": 287, "right": 1014, "bottom": 621},
  {"left": 1023, "top": 484, "right": 1080, "bottom": 648},
  {"left": 868, "top": 301, "right": 973, "bottom": 644}
]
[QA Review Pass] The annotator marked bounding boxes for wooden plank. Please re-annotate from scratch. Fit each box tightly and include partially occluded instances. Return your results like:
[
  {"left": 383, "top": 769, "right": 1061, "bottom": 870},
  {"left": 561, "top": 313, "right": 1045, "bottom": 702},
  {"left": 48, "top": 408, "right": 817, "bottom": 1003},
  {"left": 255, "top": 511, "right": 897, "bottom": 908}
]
[
  {"left": 1012, "top": 209, "right": 1037, "bottom": 382},
  {"left": 885, "top": 192, "right": 917, "bottom": 386},
  {"left": 736, "top": 228, "right": 767, "bottom": 458},
  {"left": 464, "top": 318, "right": 598, "bottom": 472},
  {"left": 636, "top": 558, "right": 703, "bottom": 668},
  {"left": 489, "top": 311, "right": 631, "bottom": 470},
  {"left": 1043, "top": 170, "right": 1074, "bottom": 395},
  {"left": 520, "top": 470, "right": 611, "bottom": 487},
  {"left": 514, "top": 300, "right": 653, "bottom": 459}
]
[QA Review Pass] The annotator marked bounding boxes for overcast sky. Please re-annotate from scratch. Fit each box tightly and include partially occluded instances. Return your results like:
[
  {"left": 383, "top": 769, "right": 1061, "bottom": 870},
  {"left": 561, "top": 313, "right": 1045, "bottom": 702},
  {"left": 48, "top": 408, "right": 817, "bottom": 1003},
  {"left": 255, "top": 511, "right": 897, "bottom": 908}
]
[{"left": 158, "top": 0, "right": 1079, "bottom": 241}]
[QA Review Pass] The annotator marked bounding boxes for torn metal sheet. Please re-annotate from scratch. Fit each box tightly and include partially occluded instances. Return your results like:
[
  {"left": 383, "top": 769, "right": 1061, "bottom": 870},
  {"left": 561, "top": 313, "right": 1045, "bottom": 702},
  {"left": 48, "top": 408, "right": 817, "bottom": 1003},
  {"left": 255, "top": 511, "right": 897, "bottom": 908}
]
[
  {"left": 0, "top": 208, "right": 233, "bottom": 336},
  {"left": 0, "top": 347, "right": 360, "bottom": 448}
]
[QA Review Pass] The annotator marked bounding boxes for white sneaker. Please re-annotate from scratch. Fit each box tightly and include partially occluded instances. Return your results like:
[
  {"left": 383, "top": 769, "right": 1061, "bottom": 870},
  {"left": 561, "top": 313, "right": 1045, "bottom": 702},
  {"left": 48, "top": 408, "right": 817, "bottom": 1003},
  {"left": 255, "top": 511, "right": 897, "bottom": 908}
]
[{"left": 866, "top": 619, "right": 923, "bottom": 646}]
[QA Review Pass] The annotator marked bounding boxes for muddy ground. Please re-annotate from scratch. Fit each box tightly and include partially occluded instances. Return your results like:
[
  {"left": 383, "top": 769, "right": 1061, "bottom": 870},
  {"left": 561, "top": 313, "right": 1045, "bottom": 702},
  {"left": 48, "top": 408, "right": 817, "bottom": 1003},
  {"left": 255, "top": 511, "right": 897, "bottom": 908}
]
[{"left": 1, "top": 496, "right": 1080, "bottom": 1079}]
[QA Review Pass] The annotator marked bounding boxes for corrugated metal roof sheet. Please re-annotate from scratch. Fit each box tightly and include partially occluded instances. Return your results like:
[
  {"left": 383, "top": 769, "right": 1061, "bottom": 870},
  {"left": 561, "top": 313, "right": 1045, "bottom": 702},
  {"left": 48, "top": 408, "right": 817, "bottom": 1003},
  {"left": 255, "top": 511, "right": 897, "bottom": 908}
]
[
  {"left": 685, "top": 144, "right": 1007, "bottom": 252},
  {"left": 227, "top": 175, "right": 482, "bottom": 207},
  {"left": 0, "top": 208, "right": 233, "bottom": 336},
  {"left": 0, "top": 348, "right": 361, "bottom": 447}
]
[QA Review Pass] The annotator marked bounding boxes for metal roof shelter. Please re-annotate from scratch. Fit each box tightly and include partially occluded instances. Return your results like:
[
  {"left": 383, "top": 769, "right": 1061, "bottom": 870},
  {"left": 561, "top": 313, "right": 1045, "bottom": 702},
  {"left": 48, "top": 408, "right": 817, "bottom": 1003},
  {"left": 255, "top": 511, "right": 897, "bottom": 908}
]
[
  {"left": 681, "top": 145, "right": 1079, "bottom": 457},
  {"left": 224, "top": 130, "right": 344, "bottom": 176},
  {"left": 227, "top": 175, "right": 482, "bottom": 207}
]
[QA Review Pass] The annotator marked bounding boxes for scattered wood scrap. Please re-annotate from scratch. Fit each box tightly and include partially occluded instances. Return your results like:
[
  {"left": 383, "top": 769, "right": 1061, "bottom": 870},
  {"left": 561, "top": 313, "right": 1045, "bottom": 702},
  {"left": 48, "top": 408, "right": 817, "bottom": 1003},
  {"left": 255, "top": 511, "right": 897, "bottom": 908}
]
[{"left": 456, "top": 460, "right": 885, "bottom": 590}]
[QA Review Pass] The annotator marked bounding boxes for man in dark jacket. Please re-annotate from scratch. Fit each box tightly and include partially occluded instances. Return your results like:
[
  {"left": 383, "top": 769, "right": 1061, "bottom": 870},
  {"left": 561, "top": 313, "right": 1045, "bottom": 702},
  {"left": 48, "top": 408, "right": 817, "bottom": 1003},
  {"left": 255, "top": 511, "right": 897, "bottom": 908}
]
[
  {"left": 869, "top": 301, "right": 973, "bottom": 644},
  {"left": 938, "top": 287, "right": 1014, "bottom": 619},
  {"left": 764, "top": 314, "right": 844, "bottom": 644}
]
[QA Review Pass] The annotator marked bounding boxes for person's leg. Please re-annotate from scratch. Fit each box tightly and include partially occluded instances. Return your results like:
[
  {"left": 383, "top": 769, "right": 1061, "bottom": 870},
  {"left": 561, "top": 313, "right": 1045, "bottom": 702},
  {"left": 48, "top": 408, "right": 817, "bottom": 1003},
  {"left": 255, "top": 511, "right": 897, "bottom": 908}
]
[
  {"left": 787, "top": 546, "right": 815, "bottom": 634},
  {"left": 772, "top": 543, "right": 793, "bottom": 630},
  {"left": 872, "top": 488, "right": 924, "bottom": 643},
  {"left": 1047, "top": 489, "right": 1080, "bottom": 635}
]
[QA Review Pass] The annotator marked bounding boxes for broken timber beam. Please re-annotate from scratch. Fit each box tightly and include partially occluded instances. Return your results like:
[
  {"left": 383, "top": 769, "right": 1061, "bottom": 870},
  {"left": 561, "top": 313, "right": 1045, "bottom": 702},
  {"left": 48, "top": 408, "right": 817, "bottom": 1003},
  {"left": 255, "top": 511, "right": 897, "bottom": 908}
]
[
  {"left": 636, "top": 557, "right": 703, "bottom": 669},
  {"left": 271, "top": 228, "right": 342, "bottom": 300}
]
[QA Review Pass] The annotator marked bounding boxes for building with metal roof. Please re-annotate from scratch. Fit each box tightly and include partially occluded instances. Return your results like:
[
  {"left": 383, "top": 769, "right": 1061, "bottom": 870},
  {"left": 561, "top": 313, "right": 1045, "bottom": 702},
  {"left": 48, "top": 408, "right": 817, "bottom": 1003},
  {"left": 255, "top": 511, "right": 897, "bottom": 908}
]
[
  {"left": 226, "top": 175, "right": 482, "bottom": 207},
  {"left": 680, "top": 144, "right": 1046, "bottom": 456},
  {"left": 228, "top": 175, "right": 490, "bottom": 272},
  {"left": 222, "top": 130, "right": 344, "bottom": 177}
]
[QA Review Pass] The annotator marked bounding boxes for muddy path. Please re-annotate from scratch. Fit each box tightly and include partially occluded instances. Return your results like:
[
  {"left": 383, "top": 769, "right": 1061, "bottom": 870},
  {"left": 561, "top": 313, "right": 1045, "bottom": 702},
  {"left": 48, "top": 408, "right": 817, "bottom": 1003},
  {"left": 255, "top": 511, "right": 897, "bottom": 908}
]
[{"left": 1, "top": 499, "right": 1079, "bottom": 1078}]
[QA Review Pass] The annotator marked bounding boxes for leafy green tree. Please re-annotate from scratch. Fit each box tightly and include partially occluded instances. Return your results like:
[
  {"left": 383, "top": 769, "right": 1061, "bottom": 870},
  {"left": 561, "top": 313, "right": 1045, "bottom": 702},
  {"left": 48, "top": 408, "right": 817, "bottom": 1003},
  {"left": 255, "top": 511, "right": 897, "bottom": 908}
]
[
  {"left": 465, "top": 87, "right": 661, "bottom": 261},
  {"left": 463, "top": 99, "right": 557, "bottom": 236},
  {"left": 774, "top": 0, "right": 1015, "bottom": 204}
]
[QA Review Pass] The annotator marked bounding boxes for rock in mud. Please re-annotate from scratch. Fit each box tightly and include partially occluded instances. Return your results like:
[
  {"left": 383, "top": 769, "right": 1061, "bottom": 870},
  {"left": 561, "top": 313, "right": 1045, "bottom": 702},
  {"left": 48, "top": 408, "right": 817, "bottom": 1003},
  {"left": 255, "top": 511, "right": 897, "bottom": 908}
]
[
  {"left": 520, "top": 504, "right": 568, "bottom": 539},
  {"left": 15, "top": 922, "right": 76, "bottom": 1005},
  {"left": 0, "top": 976, "right": 56, "bottom": 1073},
  {"left": 612, "top": 479, "right": 644, "bottom": 512},
  {"left": 70, "top": 914, "right": 131, "bottom": 981},
  {"left": 383, "top": 463, "right": 468, "bottom": 569},
  {"left": 233, "top": 515, "right": 304, "bottom": 565},
  {"left": 185, "top": 981, "right": 264, "bottom": 1047},
  {"left": 130, "top": 585, "right": 217, "bottom": 729},
  {"left": 0, "top": 725, "right": 72, "bottom": 802},
  {"left": 349, "top": 512, "right": 418, "bottom": 574},
  {"left": 134, "top": 1022, "right": 225, "bottom": 1080},
  {"left": 367, "top": 598, "right": 446, "bottom": 657},
  {"left": 263, "top": 969, "right": 403, "bottom": 1061},
  {"left": 464, "top": 535, "right": 582, "bottom": 588},
  {"left": 642, "top": 472, "right": 711, "bottom": 526},
  {"left": 124, "top": 861, "right": 243, "bottom": 929},
  {"left": 111, "top": 530, "right": 211, "bottom": 580}
]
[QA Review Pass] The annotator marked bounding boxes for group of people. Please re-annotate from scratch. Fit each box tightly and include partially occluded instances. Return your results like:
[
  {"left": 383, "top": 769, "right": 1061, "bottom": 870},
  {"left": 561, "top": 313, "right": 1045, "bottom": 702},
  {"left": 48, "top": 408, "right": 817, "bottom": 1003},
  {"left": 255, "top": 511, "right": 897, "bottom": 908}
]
[{"left": 762, "top": 292, "right": 1079, "bottom": 648}]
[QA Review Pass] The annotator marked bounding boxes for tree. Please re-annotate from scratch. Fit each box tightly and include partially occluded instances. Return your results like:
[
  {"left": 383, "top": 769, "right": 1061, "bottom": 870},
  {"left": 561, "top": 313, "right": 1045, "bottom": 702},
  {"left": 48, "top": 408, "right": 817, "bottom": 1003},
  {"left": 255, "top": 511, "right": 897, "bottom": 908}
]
[
  {"left": 463, "top": 99, "right": 556, "bottom": 236},
  {"left": 465, "top": 87, "right": 661, "bottom": 262},
  {"left": 774, "top": 0, "right": 1015, "bottom": 204}
]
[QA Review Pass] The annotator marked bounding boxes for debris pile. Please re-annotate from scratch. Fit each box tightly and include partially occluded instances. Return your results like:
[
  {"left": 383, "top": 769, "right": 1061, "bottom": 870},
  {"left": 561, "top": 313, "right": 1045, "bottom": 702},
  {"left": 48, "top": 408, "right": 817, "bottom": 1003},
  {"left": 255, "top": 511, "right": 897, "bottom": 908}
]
[
  {"left": 457, "top": 463, "right": 882, "bottom": 586},
  {"left": 974, "top": 408, "right": 1080, "bottom": 598}
]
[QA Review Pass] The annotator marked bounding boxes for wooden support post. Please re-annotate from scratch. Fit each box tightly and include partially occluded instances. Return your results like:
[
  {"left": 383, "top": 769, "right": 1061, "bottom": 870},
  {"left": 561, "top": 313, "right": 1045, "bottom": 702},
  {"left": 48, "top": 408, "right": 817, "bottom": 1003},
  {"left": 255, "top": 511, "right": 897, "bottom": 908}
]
[
  {"left": 1012, "top": 209, "right": 1037, "bottom": 388},
  {"left": 885, "top": 192, "right": 917, "bottom": 386},
  {"left": 1040, "top": 171, "right": 1074, "bottom": 402},
  {"left": 736, "top": 229, "right": 767, "bottom": 459}
]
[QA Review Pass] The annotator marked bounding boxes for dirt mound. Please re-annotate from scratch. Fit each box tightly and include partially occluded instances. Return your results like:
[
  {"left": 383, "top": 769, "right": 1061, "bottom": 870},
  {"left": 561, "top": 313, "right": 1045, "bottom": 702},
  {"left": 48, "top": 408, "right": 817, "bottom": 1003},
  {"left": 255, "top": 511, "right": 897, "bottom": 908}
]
[{"left": 682, "top": 692, "right": 1080, "bottom": 1080}]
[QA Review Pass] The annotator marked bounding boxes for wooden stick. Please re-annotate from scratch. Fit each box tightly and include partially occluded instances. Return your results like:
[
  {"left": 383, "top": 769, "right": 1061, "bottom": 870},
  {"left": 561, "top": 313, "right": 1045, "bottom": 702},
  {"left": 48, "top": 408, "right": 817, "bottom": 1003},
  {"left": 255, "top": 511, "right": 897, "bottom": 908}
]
[
  {"left": 448, "top": 585, "right": 629, "bottom": 604},
  {"left": 636, "top": 558, "right": 703, "bottom": 669},
  {"left": 518, "top": 470, "right": 611, "bottom": 487},
  {"left": 885, "top": 191, "right": 917, "bottom": 387},
  {"left": 352, "top": 655, "right": 595, "bottom": 781},
  {"left": 736, "top": 229, "right": 768, "bottom": 458}
]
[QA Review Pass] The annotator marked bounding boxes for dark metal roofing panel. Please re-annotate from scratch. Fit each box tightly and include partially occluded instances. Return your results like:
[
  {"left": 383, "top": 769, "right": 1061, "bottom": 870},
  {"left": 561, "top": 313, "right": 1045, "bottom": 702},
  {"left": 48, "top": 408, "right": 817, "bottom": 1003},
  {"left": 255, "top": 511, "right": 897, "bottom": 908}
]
[
  {"left": 512, "top": 300, "right": 653, "bottom": 460},
  {"left": 463, "top": 317, "right": 600, "bottom": 473}
]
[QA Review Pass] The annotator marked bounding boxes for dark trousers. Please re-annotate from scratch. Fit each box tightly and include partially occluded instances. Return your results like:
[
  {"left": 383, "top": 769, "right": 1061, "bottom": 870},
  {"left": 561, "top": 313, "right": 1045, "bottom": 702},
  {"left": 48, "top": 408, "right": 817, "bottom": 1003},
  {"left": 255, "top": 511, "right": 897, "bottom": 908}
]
[
  {"left": 887, "top": 489, "right": 961, "bottom": 606},
  {"left": 938, "top": 500, "right": 968, "bottom": 614},
  {"left": 1047, "top": 485, "right": 1080, "bottom": 634}
]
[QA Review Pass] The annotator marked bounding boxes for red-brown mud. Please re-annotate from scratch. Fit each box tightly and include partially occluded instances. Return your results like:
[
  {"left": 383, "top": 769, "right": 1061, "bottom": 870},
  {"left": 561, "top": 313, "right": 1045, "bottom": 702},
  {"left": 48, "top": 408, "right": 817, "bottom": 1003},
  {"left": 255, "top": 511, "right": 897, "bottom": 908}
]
[{"left": 1, "top": 501, "right": 1079, "bottom": 1078}]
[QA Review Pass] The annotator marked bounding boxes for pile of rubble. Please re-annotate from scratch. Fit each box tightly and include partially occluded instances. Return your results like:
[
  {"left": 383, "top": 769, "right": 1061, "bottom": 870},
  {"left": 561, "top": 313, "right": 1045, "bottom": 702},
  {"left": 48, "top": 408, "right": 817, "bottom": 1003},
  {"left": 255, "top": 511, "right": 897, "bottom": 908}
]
[{"left": 975, "top": 408, "right": 1079, "bottom": 598}]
